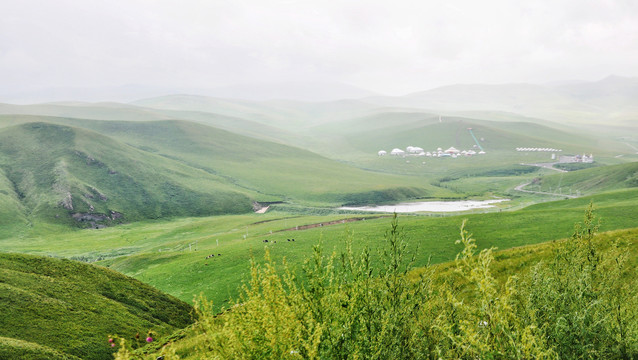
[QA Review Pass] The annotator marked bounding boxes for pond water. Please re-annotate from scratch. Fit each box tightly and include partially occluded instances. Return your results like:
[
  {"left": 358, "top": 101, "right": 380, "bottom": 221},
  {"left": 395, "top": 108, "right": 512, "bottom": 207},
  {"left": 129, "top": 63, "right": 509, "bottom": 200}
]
[{"left": 339, "top": 199, "right": 509, "bottom": 213}]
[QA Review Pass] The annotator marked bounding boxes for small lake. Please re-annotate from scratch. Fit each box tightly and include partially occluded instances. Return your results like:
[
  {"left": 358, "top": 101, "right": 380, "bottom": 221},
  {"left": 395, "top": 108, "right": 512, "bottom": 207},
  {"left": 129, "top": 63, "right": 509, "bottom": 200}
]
[{"left": 339, "top": 199, "right": 509, "bottom": 213}]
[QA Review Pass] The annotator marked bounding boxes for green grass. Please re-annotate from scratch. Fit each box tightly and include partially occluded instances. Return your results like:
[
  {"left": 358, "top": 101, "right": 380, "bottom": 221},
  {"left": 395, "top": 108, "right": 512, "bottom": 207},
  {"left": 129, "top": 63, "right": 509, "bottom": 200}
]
[
  {"left": 2, "top": 188, "right": 637, "bottom": 313},
  {"left": 0, "top": 337, "right": 82, "bottom": 360},
  {"left": 0, "top": 117, "right": 455, "bottom": 218},
  {"left": 139, "top": 213, "right": 638, "bottom": 359},
  {"left": 526, "top": 161, "right": 638, "bottom": 195},
  {"left": 0, "top": 122, "right": 257, "bottom": 232},
  {"left": 0, "top": 253, "right": 193, "bottom": 360}
]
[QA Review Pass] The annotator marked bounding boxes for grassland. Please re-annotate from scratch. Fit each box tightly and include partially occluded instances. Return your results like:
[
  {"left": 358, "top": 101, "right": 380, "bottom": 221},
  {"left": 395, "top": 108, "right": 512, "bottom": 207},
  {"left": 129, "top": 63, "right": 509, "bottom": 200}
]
[
  {"left": 2, "top": 187, "right": 636, "bottom": 312},
  {"left": 0, "top": 252, "right": 193, "bottom": 360},
  {"left": 525, "top": 161, "right": 638, "bottom": 195},
  {"left": 135, "top": 214, "right": 638, "bottom": 359}
]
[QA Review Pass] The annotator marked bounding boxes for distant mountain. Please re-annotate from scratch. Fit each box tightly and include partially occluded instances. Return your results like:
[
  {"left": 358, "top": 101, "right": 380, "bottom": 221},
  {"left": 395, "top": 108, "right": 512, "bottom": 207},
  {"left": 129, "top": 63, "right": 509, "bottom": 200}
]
[
  {"left": 361, "top": 76, "right": 638, "bottom": 125},
  {"left": 131, "top": 94, "right": 382, "bottom": 130},
  {"left": 0, "top": 84, "right": 181, "bottom": 104},
  {"left": 553, "top": 75, "right": 638, "bottom": 101},
  {"left": 198, "top": 81, "right": 381, "bottom": 102},
  {"left": 0, "top": 101, "right": 173, "bottom": 121},
  {"left": 0, "top": 81, "right": 380, "bottom": 104}
]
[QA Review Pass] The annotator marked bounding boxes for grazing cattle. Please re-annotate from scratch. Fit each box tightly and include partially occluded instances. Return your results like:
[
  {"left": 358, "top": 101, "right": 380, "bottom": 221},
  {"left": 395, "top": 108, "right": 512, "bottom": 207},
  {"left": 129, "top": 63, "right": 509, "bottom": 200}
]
[
  {"left": 292, "top": 238, "right": 295, "bottom": 241},
  {"left": 263, "top": 239, "right": 269, "bottom": 243},
  {"left": 218, "top": 253, "right": 221, "bottom": 256},
  {"left": 287, "top": 239, "right": 290, "bottom": 241}
]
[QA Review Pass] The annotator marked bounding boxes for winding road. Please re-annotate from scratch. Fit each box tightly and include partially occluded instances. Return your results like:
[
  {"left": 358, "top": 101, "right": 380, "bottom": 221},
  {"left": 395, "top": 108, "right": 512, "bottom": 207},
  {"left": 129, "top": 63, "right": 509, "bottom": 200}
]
[{"left": 514, "top": 182, "right": 578, "bottom": 198}]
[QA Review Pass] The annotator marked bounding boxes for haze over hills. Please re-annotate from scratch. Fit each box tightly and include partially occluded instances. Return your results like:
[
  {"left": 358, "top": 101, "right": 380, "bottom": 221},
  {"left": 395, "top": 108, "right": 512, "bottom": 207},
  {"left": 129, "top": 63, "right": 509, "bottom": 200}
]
[
  {"left": 360, "top": 75, "right": 638, "bottom": 125},
  {"left": 0, "top": 81, "right": 381, "bottom": 104}
]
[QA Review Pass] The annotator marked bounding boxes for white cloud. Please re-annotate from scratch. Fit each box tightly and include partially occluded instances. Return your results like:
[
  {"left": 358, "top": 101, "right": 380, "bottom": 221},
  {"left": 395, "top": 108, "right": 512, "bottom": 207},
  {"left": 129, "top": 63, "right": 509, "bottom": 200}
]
[{"left": 1, "top": 0, "right": 637, "bottom": 95}]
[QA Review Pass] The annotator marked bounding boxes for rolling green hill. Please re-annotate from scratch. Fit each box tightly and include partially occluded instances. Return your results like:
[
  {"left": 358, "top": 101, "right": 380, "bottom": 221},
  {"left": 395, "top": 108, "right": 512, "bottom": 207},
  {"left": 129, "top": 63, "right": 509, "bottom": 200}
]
[
  {"left": 0, "top": 122, "right": 255, "bottom": 232},
  {"left": 526, "top": 161, "right": 638, "bottom": 195},
  {"left": 306, "top": 114, "right": 625, "bottom": 178},
  {"left": 0, "top": 252, "right": 193, "bottom": 360},
  {"left": 0, "top": 118, "right": 454, "bottom": 233},
  {"left": 42, "top": 118, "right": 452, "bottom": 203}
]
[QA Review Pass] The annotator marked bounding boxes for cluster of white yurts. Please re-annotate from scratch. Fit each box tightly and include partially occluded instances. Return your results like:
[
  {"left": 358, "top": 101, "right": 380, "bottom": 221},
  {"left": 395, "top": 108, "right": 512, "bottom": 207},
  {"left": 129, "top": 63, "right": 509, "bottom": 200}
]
[{"left": 378, "top": 146, "right": 486, "bottom": 158}]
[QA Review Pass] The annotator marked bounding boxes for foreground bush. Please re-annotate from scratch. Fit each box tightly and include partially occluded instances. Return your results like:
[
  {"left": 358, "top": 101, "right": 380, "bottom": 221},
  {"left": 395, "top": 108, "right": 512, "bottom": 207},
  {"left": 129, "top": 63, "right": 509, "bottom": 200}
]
[{"left": 124, "top": 205, "right": 638, "bottom": 359}]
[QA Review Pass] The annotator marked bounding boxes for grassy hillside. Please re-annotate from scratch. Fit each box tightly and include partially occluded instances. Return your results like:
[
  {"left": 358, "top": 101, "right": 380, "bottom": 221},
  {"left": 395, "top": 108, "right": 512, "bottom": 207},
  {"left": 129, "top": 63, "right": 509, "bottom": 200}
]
[
  {"left": 523, "top": 161, "right": 638, "bottom": 196},
  {"left": 0, "top": 117, "right": 456, "bottom": 234},
  {"left": 0, "top": 122, "right": 254, "bottom": 232},
  {"left": 0, "top": 105, "right": 299, "bottom": 146},
  {"left": 32, "top": 118, "right": 450, "bottom": 205},
  {"left": 0, "top": 252, "right": 193, "bottom": 360},
  {"left": 307, "top": 115, "right": 627, "bottom": 181}
]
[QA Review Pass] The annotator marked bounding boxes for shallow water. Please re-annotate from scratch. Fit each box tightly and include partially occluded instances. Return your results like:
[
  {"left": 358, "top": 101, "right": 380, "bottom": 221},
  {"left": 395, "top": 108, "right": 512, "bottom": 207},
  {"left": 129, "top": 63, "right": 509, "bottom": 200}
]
[{"left": 339, "top": 199, "right": 509, "bottom": 213}]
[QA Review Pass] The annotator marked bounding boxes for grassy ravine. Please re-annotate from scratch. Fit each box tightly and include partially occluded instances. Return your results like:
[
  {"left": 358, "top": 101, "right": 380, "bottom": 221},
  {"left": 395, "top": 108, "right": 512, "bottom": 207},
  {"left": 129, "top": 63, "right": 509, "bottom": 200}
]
[
  {"left": 127, "top": 210, "right": 638, "bottom": 359},
  {"left": 0, "top": 253, "right": 194, "bottom": 360}
]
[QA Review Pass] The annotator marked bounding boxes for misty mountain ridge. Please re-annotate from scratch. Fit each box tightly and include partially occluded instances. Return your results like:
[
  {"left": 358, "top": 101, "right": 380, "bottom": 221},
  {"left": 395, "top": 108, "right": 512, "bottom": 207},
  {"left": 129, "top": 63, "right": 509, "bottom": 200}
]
[
  {"left": 1, "top": 75, "right": 634, "bottom": 106},
  {"left": 0, "top": 81, "right": 381, "bottom": 104}
]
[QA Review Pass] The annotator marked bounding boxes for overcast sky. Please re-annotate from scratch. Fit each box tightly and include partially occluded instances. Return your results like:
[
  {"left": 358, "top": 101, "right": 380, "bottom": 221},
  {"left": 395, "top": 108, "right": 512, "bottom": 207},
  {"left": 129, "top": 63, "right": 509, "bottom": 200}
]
[{"left": 1, "top": 0, "right": 637, "bottom": 96}]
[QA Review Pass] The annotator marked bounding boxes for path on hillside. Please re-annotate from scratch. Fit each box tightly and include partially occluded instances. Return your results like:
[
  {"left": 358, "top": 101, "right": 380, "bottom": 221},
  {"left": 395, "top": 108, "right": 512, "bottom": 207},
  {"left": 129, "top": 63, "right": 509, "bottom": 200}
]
[
  {"left": 625, "top": 142, "right": 638, "bottom": 153},
  {"left": 521, "top": 162, "right": 568, "bottom": 173},
  {"left": 514, "top": 182, "right": 578, "bottom": 198}
]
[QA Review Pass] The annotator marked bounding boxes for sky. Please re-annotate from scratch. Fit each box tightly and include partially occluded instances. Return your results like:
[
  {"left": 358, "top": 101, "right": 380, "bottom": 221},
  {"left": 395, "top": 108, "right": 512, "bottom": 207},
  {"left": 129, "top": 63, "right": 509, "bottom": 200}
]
[{"left": 1, "top": 0, "right": 637, "bottom": 97}]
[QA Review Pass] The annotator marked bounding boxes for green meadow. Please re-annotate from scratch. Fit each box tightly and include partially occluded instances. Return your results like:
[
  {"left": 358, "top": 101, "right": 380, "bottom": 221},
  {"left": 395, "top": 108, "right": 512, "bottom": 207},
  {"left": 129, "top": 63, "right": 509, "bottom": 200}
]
[{"left": 2, "top": 187, "right": 636, "bottom": 311}]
